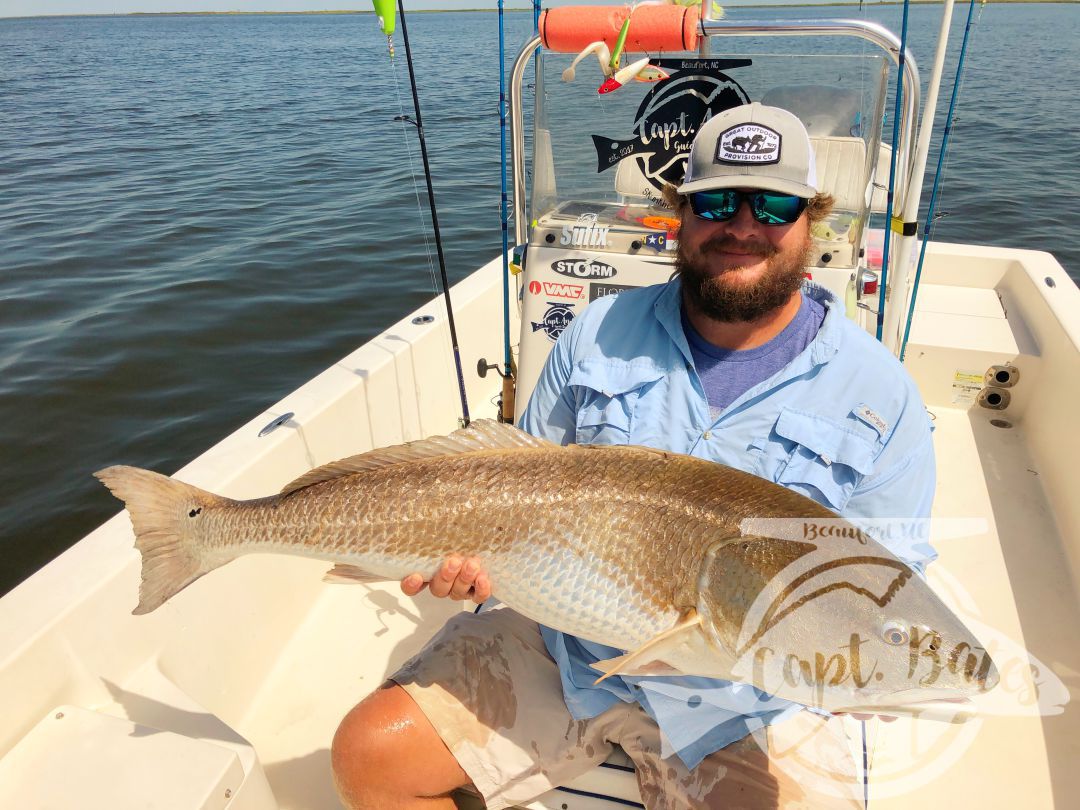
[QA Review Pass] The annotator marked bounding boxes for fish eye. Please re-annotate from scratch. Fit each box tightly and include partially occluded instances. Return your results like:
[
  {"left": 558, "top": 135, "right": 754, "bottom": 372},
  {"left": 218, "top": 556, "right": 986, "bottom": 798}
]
[{"left": 882, "top": 620, "right": 909, "bottom": 646}]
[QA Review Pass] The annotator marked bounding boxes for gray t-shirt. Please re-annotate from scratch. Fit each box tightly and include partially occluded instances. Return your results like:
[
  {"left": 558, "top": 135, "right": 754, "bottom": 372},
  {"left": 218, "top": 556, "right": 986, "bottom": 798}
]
[{"left": 682, "top": 293, "right": 827, "bottom": 420}]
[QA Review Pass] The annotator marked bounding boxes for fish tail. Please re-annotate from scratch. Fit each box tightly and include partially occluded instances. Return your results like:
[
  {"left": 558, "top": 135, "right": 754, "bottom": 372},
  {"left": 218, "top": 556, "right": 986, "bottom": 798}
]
[{"left": 95, "top": 465, "right": 230, "bottom": 615}]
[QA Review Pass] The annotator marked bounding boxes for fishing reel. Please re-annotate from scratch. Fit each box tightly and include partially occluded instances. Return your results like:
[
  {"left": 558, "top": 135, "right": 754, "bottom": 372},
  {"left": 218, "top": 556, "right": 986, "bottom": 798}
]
[
  {"left": 477, "top": 358, "right": 518, "bottom": 424},
  {"left": 477, "top": 359, "right": 512, "bottom": 380}
]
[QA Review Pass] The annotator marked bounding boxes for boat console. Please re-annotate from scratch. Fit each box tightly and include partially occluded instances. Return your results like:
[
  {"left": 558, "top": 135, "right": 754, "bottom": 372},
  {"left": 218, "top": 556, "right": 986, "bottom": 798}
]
[{"left": 512, "top": 30, "right": 902, "bottom": 418}]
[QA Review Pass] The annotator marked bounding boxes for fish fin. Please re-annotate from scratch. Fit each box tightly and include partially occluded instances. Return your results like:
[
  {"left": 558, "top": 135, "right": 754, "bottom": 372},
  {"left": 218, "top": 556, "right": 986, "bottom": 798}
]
[
  {"left": 323, "top": 563, "right": 387, "bottom": 584},
  {"left": 280, "top": 419, "right": 553, "bottom": 495},
  {"left": 592, "top": 610, "right": 704, "bottom": 684},
  {"left": 94, "top": 466, "right": 230, "bottom": 615},
  {"left": 591, "top": 655, "right": 681, "bottom": 678}
]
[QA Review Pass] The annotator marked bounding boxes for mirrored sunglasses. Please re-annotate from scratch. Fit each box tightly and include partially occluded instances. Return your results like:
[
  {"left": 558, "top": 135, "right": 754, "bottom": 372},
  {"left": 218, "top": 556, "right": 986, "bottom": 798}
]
[{"left": 688, "top": 189, "right": 809, "bottom": 225}]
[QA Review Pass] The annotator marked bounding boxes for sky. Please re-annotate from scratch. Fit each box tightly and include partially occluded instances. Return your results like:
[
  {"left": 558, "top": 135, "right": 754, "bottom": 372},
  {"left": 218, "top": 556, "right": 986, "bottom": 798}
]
[{"left": 0, "top": 0, "right": 625, "bottom": 18}]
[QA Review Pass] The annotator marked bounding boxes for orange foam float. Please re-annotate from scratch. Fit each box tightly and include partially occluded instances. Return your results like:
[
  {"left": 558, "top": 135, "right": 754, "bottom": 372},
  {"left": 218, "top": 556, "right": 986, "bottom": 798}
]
[{"left": 539, "top": 4, "right": 701, "bottom": 55}]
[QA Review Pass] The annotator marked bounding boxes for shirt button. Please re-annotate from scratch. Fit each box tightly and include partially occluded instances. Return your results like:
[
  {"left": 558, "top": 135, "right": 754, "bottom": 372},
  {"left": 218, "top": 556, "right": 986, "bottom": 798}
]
[{"left": 703, "top": 430, "right": 711, "bottom": 440}]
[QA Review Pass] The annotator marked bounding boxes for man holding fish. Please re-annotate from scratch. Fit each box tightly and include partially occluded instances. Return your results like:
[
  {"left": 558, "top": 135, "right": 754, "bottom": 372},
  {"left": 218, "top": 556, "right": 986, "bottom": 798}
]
[{"left": 330, "top": 104, "right": 947, "bottom": 808}]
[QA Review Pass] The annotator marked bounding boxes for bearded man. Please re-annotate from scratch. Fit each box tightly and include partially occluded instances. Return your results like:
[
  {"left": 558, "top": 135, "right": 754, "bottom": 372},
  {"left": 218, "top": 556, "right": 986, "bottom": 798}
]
[{"left": 331, "top": 103, "right": 937, "bottom": 809}]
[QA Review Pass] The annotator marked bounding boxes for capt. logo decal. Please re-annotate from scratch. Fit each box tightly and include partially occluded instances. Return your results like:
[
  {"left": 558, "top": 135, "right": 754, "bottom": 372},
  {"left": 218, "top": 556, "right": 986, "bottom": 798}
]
[
  {"left": 532, "top": 302, "right": 576, "bottom": 342},
  {"left": 590, "top": 63, "right": 751, "bottom": 197}
]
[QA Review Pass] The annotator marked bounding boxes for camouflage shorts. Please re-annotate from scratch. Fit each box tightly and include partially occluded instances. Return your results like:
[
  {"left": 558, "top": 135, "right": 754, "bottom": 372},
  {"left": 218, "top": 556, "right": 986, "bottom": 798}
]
[{"left": 392, "top": 607, "right": 863, "bottom": 810}]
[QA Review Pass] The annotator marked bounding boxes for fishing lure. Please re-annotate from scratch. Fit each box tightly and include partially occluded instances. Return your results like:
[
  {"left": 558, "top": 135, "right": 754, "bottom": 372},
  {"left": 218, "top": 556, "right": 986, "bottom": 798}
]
[
  {"left": 371, "top": 0, "right": 396, "bottom": 58},
  {"left": 598, "top": 57, "right": 653, "bottom": 94},
  {"left": 562, "top": 41, "right": 613, "bottom": 82}
]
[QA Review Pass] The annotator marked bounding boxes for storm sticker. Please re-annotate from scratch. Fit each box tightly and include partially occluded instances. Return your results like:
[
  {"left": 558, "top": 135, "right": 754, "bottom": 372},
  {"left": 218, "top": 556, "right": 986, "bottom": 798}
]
[{"left": 551, "top": 259, "right": 618, "bottom": 279}]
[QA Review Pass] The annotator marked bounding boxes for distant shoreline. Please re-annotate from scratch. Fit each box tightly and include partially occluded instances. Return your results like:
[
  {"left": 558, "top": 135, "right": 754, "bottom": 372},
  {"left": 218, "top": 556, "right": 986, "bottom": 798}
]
[{"left": 4, "top": 1, "right": 1077, "bottom": 22}]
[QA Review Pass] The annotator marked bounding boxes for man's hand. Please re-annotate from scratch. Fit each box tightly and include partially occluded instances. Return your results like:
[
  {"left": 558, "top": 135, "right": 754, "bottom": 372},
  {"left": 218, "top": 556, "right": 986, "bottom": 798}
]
[{"left": 400, "top": 556, "right": 492, "bottom": 604}]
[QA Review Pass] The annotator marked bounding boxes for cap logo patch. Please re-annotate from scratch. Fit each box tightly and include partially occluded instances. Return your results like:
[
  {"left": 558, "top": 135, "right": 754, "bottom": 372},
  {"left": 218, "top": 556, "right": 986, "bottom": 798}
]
[{"left": 716, "top": 123, "right": 781, "bottom": 164}]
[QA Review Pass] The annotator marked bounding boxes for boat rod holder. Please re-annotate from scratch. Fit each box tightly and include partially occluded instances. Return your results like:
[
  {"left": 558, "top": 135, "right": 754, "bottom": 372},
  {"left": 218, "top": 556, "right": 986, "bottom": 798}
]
[{"left": 508, "top": 19, "right": 921, "bottom": 247}]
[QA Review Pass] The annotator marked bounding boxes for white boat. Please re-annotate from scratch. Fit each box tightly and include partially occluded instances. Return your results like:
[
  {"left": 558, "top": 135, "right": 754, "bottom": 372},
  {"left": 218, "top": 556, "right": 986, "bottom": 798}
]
[{"left": 2, "top": 5, "right": 1078, "bottom": 809}]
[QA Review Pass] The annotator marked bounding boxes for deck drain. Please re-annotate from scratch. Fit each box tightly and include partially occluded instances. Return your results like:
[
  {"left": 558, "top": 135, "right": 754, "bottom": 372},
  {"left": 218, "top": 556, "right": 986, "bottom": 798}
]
[{"left": 990, "top": 419, "right": 1012, "bottom": 429}]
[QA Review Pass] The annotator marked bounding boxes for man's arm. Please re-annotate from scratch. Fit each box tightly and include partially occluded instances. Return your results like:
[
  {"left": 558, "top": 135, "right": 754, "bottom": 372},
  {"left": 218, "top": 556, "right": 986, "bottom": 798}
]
[{"left": 519, "top": 315, "right": 580, "bottom": 444}]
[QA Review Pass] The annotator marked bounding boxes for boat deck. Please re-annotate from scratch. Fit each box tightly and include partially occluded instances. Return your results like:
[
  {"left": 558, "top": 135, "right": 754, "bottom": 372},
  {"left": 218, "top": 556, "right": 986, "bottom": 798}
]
[
  {"left": 868, "top": 404, "right": 1080, "bottom": 807},
  {"left": 2, "top": 246, "right": 1079, "bottom": 808}
]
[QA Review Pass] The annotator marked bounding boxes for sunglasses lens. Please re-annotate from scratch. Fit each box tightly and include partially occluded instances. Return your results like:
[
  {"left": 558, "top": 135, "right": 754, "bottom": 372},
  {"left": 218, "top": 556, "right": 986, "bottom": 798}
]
[
  {"left": 752, "top": 192, "right": 806, "bottom": 224},
  {"left": 689, "top": 190, "right": 739, "bottom": 221},
  {"left": 689, "top": 190, "right": 807, "bottom": 225}
]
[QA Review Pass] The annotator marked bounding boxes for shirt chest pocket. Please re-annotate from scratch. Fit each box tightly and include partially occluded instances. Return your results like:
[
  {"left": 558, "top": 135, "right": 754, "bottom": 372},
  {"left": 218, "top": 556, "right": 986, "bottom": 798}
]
[
  {"left": 568, "top": 361, "right": 665, "bottom": 445},
  {"left": 753, "top": 408, "right": 877, "bottom": 512}
]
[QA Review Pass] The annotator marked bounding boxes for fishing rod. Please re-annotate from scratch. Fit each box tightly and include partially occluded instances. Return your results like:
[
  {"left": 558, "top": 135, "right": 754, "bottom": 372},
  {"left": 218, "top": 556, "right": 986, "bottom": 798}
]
[
  {"left": 900, "top": 0, "right": 982, "bottom": 362},
  {"left": 875, "top": 0, "right": 912, "bottom": 343},
  {"left": 497, "top": 0, "right": 515, "bottom": 422},
  {"left": 488, "top": 0, "right": 542, "bottom": 424},
  {"left": 374, "top": 0, "right": 472, "bottom": 428}
]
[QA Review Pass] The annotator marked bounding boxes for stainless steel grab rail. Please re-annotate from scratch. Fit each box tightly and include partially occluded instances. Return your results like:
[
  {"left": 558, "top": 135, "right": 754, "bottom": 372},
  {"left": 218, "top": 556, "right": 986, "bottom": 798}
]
[{"left": 510, "top": 19, "right": 920, "bottom": 247}]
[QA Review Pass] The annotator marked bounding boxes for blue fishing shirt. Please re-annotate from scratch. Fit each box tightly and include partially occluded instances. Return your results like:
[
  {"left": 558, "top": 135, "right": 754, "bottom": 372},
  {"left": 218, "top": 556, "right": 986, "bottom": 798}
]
[{"left": 519, "top": 279, "right": 937, "bottom": 769}]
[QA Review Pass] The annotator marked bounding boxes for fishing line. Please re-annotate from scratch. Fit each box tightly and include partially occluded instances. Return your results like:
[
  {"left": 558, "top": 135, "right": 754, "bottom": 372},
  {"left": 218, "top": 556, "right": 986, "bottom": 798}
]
[
  {"left": 394, "top": 0, "right": 472, "bottom": 427},
  {"left": 385, "top": 29, "right": 462, "bottom": 409},
  {"left": 899, "top": 0, "right": 982, "bottom": 361},
  {"left": 389, "top": 57, "right": 441, "bottom": 297}
]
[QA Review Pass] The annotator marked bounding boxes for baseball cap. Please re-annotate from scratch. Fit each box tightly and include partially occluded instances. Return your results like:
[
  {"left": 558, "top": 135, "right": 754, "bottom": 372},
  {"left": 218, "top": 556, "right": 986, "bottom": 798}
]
[{"left": 677, "top": 102, "right": 819, "bottom": 198}]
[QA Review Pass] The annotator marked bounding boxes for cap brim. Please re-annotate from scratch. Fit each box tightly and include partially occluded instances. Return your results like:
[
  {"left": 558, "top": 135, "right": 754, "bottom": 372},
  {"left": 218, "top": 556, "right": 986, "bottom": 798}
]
[{"left": 677, "top": 175, "right": 818, "bottom": 198}]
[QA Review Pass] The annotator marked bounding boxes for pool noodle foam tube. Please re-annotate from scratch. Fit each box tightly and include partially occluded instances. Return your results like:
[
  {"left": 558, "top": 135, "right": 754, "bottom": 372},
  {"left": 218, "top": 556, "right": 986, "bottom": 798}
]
[{"left": 539, "top": 5, "right": 700, "bottom": 54}]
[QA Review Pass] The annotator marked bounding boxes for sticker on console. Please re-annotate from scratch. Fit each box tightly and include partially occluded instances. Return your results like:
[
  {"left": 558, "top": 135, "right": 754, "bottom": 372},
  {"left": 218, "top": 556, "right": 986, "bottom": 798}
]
[
  {"left": 560, "top": 213, "right": 609, "bottom": 248},
  {"left": 589, "top": 283, "right": 637, "bottom": 302},
  {"left": 531, "top": 302, "right": 576, "bottom": 343},
  {"left": 528, "top": 280, "right": 584, "bottom": 299},
  {"left": 551, "top": 259, "right": 618, "bottom": 279}
]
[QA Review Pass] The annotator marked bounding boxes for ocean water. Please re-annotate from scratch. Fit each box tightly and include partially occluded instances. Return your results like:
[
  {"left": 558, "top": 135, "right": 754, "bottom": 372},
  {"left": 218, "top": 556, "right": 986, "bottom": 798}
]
[{"left": 1, "top": 5, "right": 1078, "bottom": 596}]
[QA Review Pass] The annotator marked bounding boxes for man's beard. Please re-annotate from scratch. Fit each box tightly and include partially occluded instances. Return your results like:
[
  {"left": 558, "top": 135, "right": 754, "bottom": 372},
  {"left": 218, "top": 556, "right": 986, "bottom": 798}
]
[{"left": 675, "top": 231, "right": 813, "bottom": 323}]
